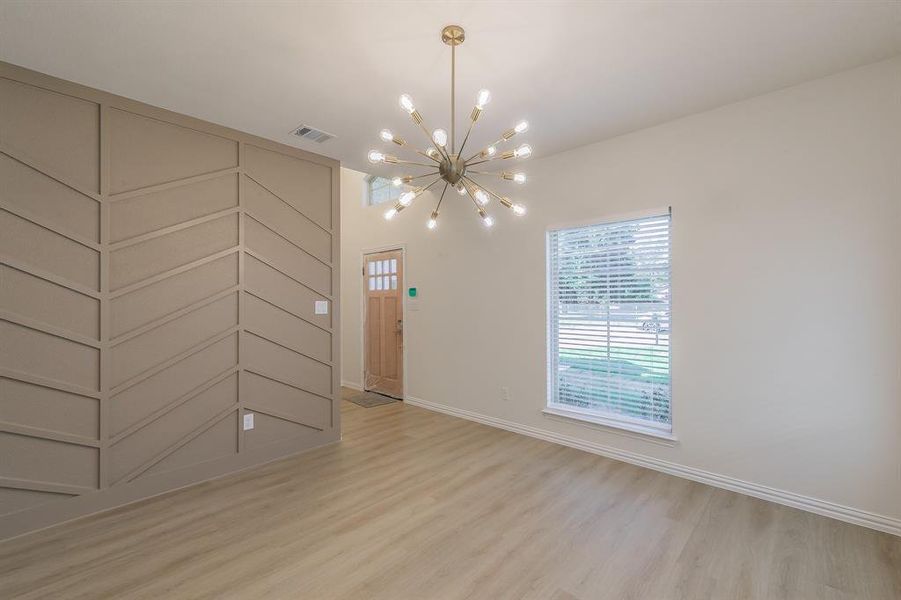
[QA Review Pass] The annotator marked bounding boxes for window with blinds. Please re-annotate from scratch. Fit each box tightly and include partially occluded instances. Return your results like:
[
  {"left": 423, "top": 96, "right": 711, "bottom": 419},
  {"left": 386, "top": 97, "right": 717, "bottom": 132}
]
[{"left": 547, "top": 212, "right": 672, "bottom": 435}]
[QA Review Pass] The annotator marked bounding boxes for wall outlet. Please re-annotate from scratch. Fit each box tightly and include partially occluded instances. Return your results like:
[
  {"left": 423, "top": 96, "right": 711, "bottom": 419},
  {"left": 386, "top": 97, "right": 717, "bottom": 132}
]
[
  {"left": 243, "top": 412, "right": 254, "bottom": 431},
  {"left": 501, "top": 386, "right": 510, "bottom": 402},
  {"left": 314, "top": 300, "right": 329, "bottom": 315}
]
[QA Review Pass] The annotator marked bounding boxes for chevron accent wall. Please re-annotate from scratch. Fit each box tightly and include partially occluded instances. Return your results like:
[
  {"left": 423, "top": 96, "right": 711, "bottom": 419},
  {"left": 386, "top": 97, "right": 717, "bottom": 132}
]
[{"left": 0, "top": 62, "right": 340, "bottom": 540}]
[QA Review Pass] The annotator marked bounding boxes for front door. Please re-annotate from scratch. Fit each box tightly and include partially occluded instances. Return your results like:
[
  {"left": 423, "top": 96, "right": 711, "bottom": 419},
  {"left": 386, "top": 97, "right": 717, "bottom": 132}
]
[{"left": 363, "top": 249, "right": 404, "bottom": 398}]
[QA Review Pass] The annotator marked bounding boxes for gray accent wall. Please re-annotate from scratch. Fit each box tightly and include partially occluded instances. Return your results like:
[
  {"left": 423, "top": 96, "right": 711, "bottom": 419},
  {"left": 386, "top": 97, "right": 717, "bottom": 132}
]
[{"left": 0, "top": 61, "right": 340, "bottom": 540}]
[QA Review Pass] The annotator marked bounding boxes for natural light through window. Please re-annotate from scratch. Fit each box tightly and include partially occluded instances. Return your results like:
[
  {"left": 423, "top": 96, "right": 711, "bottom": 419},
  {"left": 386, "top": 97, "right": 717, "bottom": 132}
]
[
  {"left": 546, "top": 211, "right": 672, "bottom": 437},
  {"left": 366, "top": 175, "right": 402, "bottom": 206}
]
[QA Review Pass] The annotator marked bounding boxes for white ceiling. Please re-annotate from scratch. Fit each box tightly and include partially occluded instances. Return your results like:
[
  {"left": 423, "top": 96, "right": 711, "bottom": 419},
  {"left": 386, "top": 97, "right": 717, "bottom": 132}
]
[{"left": 1, "top": 1, "right": 899, "bottom": 175}]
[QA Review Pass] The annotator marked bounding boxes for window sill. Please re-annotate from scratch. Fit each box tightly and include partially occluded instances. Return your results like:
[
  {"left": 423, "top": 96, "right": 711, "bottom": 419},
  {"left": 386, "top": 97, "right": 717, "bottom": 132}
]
[{"left": 541, "top": 406, "right": 678, "bottom": 446}]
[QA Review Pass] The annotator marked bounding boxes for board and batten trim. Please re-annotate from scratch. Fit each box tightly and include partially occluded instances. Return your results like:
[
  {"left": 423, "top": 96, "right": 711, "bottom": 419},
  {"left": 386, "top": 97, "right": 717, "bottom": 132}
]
[
  {"left": 0, "top": 60, "right": 340, "bottom": 540},
  {"left": 0, "top": 431, "right": 340, "bottom": 542},
  {"left": 403, "top": 394, "right": 901, "bottom": 537}
]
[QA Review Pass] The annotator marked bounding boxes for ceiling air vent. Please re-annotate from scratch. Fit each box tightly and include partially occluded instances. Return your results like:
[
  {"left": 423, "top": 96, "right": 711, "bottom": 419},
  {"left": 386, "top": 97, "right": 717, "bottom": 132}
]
[{"left": 292, "top": 124, "right": 335, "bottom": 143}]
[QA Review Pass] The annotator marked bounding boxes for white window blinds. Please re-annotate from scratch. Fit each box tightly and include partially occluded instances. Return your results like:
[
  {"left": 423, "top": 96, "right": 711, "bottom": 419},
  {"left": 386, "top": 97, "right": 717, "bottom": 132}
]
[{"left": 547, "top": 212, "right": 671, "bottom": 434}]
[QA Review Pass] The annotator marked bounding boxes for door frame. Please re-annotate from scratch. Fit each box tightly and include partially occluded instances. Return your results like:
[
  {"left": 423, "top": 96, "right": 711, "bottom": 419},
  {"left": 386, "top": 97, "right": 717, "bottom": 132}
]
[{"left": 360, "top": 244, "right": 407, "bottom": 399}]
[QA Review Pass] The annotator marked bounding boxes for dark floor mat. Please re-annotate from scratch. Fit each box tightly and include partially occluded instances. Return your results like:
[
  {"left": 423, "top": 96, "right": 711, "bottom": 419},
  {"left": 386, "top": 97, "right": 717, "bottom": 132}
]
[{"left": 347, "top": 391, "right": 400, "bottom": 408}]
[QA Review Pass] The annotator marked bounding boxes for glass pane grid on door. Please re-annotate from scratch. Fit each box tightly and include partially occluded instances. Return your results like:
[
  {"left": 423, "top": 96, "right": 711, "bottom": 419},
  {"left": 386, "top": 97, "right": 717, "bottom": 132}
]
[
  {"left": 364, "top": 249, "right": 404, "bottom": 399},
  {"left": 368, "top": 257, "right": 399, "bottom": 292}
]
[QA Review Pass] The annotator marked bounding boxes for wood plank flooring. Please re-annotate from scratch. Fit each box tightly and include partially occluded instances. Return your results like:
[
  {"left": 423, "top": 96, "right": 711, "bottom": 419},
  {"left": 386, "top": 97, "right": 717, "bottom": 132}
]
[{"left": 1, "top": 388, "right": 899, "bottom": 599}]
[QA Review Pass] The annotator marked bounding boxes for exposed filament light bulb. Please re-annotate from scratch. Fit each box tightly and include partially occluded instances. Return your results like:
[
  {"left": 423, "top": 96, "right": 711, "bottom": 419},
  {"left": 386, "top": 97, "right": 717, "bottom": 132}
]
[
  {"left": 502, "top": 120, "right": 530, "bottom": 140},
  {"left": 384, "top": 207, "right": 397, "bottom": 220},
  {"left": 426, "top": 148, "right": 439, "bottom": 159},
  {"left": 482, "top": 214, "right": 495, "bottom": 228},
  {"left": 481, "top": 145, "right": 496, "bottom": 158},
  {"left": 399, "top": 94, "right": 416, "bottom": 114},
  {"left": 391, "top": 177, "right": 404, "bottom": 187},
  {"left": 368, "top": 150, "right": 385, "bottom": 163},
  {"left": 427, "top": 210, "right": 439, "bottom": 230},
  {"left": 476, "top": 89, "right": 491, "bottom": 109},
  {"left": 398, "top": 191, "right": 416, "bottom": 207},
  {"left": 513, "top": 144, "right": 532, "bottom": 159},
  {"left": 456, "top": 183, "right": 467, "bottom": 195},
  {"left": 503, "top": 172, "right": 527, "bottom": 184},
  {"left": 474, "top": 189, "right": 490, "bottom": 206},
  {"left": 380, "top": 129, "right": 405, "bottom": 146},
  {"left": 512, "top": 204, "right": 527, "bottom": 216},
  {"left": 432, "top": 128, "right": 448, "bottom": 148}
]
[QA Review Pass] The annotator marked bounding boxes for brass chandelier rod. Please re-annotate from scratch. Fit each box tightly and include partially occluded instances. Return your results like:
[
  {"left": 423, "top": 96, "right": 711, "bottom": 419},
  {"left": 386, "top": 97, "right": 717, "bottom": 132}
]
[
  {"left": 451, "top": 40, "right": 456, "bottom": 154},
  {"left": 436, "top": 182, "right": 449, "bottom": 212},
  {"left": 395, "top": 158, "right": 440, "bottom": 168},
  {"left": 402, "top": 172, "right": 440, "bottom": 182},
  {"left": 457, "top": 115, "right": 477, "bottom": 159},
  {"left": 415, "top": 119, "right": 452, "bottom": 163},
  {"left": 417, "top": 149, "right": 441, "bottom": 162}
]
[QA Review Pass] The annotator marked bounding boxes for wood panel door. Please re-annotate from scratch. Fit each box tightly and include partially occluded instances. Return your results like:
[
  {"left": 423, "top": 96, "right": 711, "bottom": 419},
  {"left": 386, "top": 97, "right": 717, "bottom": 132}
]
[{"left": 363, "top": 250, "right": 404, "bottom": 398}]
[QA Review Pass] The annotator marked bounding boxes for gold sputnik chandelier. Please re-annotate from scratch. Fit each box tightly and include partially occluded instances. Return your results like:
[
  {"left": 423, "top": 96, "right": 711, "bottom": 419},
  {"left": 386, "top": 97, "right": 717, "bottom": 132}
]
[{"left": 368, "top": 25, "right": 530, "bottom": 230}]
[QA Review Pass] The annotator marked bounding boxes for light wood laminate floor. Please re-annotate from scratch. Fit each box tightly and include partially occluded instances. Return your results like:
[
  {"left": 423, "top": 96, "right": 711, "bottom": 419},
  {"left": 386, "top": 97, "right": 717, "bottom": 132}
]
[{"left": 1, "top": 389, "right": 899, "bottom": 599}]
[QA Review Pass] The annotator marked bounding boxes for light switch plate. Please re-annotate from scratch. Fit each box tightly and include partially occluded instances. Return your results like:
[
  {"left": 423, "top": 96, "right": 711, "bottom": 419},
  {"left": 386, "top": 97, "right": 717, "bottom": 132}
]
[
  {"left": 314, "top": 300, "right": 329, "bottom": 315},
  {"left": 243, "top": 412, "right": 254, "bottom": 431}
]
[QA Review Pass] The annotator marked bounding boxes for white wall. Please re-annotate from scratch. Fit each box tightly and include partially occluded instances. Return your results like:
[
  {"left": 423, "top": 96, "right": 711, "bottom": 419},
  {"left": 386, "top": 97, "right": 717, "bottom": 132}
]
[{"left": 341, "top": 57, "right": 901, "bottom": 531}]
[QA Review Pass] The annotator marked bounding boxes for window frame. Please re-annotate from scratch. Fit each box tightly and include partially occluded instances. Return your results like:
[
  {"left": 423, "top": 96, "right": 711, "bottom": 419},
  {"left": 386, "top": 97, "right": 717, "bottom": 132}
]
[
  {"left": 364, "top": 174, "right": 403, "bottom": 207},
  {"left": 544, "top": 207, "right": 675, "bottom": 442}
]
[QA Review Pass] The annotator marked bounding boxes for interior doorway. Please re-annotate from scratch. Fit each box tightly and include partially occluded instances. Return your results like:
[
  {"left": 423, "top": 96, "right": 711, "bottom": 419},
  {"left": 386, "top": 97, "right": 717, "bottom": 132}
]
[{"left": 363, "top": 248, "right": 404, "bottom": 399}]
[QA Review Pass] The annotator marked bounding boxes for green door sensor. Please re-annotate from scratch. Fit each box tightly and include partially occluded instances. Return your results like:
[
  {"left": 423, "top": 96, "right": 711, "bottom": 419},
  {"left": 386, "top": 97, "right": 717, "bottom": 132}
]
[{"left": 408, "top": 287, "right": 417, "bottom": 298}]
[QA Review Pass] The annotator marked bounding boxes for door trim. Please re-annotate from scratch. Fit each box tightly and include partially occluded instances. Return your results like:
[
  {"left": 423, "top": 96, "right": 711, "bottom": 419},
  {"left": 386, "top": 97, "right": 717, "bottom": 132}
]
[{"left": 360, "top": 244, "right": 406, "bottom": 400}]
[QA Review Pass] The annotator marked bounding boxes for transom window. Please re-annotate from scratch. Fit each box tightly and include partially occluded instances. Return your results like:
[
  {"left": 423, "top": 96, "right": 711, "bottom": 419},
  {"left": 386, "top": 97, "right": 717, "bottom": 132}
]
[
  {"left": 365, "top": 175, "right": 402, "bottom": 206},
  {"left": 546, "top": 211, "right": 672, "bottom": 437}
]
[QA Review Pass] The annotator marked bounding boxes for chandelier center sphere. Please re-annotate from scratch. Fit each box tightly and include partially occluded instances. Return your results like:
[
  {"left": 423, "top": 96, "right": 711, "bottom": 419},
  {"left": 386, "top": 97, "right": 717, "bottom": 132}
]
[{"left": 438, "top": 155, "right": 467, "bottom": 185}]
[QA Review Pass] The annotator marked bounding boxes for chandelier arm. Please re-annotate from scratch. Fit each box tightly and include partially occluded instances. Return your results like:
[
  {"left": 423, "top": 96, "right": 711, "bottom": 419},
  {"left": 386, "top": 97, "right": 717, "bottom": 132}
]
[
  {"left": 395, "top": 159, "right": 442, "bottom": 168},
  {"left": 464, "top": 137, "right": 506, "bottom": 163},
  {"left": 415, "top": 149, "right": 442, "bottom": 163},
  {"left": 463, "top": 175, "right": 514, "bottom": 209},
  {"left": 423, "top": 176, "right": 443, "bottom": 189},
  {"left": 464, "top": 157, "right": 498, "bottom": 167},
  {"left": 466, "top": 189, "right": 490, "bottom": 223},
  {"left": 409, "top": 175, "right": 440, "bottom": 192},
  {"left": 456, "top": 118, "right": 478, "bottom": 160},
  {"left": 418, "top": 176, "right": 445, "bottom": 199},
  {"left": 435, "top": 182, "right": 449, "bottom": 212},
  {"left": 414, "top": 119, "right": 453, "bottom": 163},
  {"left": 397, "top": 172, "right": 440, "bottom": 183},
  {"left": 464, "top": 175, "right": 501, "bottom": 198},
  {"left": 460, "top": 179, "right": 486, "bottom": 212}
]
